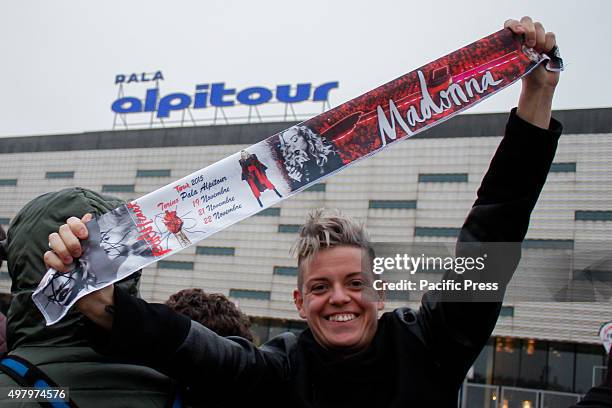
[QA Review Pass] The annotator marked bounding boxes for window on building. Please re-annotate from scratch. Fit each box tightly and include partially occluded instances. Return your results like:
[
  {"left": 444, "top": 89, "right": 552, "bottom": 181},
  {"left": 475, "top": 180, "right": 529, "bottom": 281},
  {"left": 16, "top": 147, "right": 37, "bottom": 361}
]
[
  {"left": 0, "top": 218, "right": 9, "bottom": 226},
  {"left": 414, "top": 227, "right": 460, "bottom": 238},
  {"left": 499, "top": 306, "right": 514, "bottom": 317},
  {"left": 304, "top": 183, "right": 326, "bottom": 192},
  {"left": 251, "top": 317, "right": 307, "bottom": 345},
  {"left": 196, "top": 246, "right": 235, "bottom": 256},
  {"left": 523, "top": 239, "right": 574, "bottom": 250},
  {"left": 547, "top": 342, "right": 575, "bottom": 392},
  {"left": 102, "top": 184, "right": 135, "bottom": 193},
  {"left": 517, "top": 339, "right": 547, "bottom": 389},
  {"left": 268, "top": 320, "right": 307, "bottom": 338},
  {"left": 418, "top": 173, "right": 468, "bottom": 183},
  {"left": 470, "top": 339, "right": 494, "bottom": 384},
  {"left": 278, "top": 224, "right": 300, "bottom": 233},
  {"left": 45, "top": 171, "right": 74, "bottom": 179},
  {"left": 157, "top": 260, "right": 194, "bottom": 270},
  {"left": 0, "top": 179, "right": 17, "bottom": 186},
  {"left": 574, "top": 344, "right": 606, "bottom": 394},
  {"left": 575, "top": 211, "right": 612, "bottom": 221},
  {"left": 256, "top": 208, "right": 280, "bottom": 216},
  {"left": 273, "top": 266, "right": 298, "bottom": 276},
  {"left": 549, "top": 162, "right": 576, "bottom": 173},
  {"left": 493, "top": 337, "right": 520, "bottom": 386},
  {"left": 369, "top": 200, "right": 417, "bottom": 209},
  {"left": 229, "top": 289, "right": 271, "bottom": 300},
  {"left": 136, "top": 169, "right": 171, "bottom": 177}
]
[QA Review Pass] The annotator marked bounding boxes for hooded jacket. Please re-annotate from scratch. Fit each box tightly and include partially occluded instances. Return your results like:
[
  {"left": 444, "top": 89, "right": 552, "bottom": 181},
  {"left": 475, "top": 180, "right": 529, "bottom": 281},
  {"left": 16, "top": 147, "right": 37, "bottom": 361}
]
[{"left": 0, "top": 188, "right": 178, "bottom": 407}]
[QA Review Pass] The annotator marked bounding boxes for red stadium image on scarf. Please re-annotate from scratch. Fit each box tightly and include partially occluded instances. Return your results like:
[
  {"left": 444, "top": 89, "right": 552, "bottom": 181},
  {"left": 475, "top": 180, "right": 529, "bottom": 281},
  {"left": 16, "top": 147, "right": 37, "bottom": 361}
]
[{"left": 239, "top": 150, "right": 283, "bottom": 207}]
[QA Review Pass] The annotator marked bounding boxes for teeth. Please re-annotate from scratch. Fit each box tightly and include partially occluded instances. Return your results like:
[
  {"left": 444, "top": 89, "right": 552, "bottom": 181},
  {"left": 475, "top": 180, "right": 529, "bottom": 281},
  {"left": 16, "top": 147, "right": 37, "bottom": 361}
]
[{"left": 328, "top": 313, "right": 356, "bottom": 322}]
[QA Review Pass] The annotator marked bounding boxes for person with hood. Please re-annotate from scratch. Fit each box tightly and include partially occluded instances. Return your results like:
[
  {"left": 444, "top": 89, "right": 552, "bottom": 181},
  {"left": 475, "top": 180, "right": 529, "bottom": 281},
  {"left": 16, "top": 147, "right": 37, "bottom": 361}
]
[{"left": 0, "top": 188, "right": 181, "bottom": 407}]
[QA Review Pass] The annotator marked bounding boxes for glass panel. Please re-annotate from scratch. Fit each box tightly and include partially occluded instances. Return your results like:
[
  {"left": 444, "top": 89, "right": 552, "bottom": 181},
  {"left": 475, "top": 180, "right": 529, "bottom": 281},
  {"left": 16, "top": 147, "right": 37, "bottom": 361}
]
[
  {"left": 278, "top": 224, "right": 300, "bottom": 233},
  {"left": 304, "top": 183, "right": 326, "bottom": 192},
  {"left": 369, "top": 200, "right": 417, "bottom": 209},
  {"left": 517, "top": 339, "right": 547, "bottom": 389},
  {"left": 250, "top": 320, "right": 270, "bottom": 345},
  {"left": 418, "top": 173, "right": 468, "bottom": 183},
  {"left": 0, "top": 179, "right": 17, "bottom": 186},
  {"left": 463, "top": 384, "right": 499, "bottom": 408},
  {"left": 46, "top": 171, "right": 74, "bottom": 179},
  {"left": 547, "top": 342, "right": 575, "bottom": 392},
  {"left": 575, "top": 210, "right": 612, "bottom": 221},
  {"left": 522, "top": 239, "right": 574, "bottom": 250},
  {"left": 540, "top": 392, "right": 580, "bottom": 408},
  {"left": 500, "top": 387, "right": 538, "bottom": 408},
  {"left": 255, "top": 208, "right": 280, "bottom": 216},
  {"left": 157, "top": 260, "right": 194, "bottom": 270},
  {"left": 136, "top": 169, "right": 171, "bottom": 177},
  {"left": 470, "top": 339, "right": 494, "bottom": 384},
  {"left": 229, "top": 289, "right": 271, "bottom": 300},
  {"left": 549, "top": 162, "right": 576, "bottom": 173},
  {"left": 268, "top": 323, "right": 291, "bottom": 338},
  {"left": 196, "top": 246, "right": 235, "bottom": 256},
  {"left": 414, "top": 227, "right": 460, "bottom": 238},
  {"left": 574, "top": 343, "right": 605, "bottom": 393},
  {"left": 493, "top": 337, "right": 520, "bottom": 386},
  {"left": 102, "top": 184, "right": 135, "bottom": 193},
  {"left": 273, "top": 266, "right": 298, "bottom": 276}
]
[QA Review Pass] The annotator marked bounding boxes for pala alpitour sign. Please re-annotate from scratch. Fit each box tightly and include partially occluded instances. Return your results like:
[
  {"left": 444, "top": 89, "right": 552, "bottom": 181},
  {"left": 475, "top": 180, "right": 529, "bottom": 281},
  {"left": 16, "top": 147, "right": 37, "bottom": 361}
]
[
  {"left": 35, "top": 28, "right": 562, "bottom": 325},
  {"left": 112, "top": 70, "right": 340, "bottom": 119}
]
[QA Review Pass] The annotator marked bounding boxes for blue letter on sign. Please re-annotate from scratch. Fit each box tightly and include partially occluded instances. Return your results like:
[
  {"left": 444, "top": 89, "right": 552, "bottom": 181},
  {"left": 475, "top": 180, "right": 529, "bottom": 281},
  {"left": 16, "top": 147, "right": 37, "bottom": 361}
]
[
  {"left": 276, "top": 84, "right": 311, "bottom": 103},
  {"left": 237, "top": 87, "right": 273, "bottom": 105},
  {"left": 210, "top": 83, "right": 235, "bottom": 107},
  {"left": 112, "top": 97, "right": 143, "bottom": 113},
  {"left": 157, "top": 93, "right": 191, "bottom": 118},
  {"left": 313, "top": 81, "right": 339, "bottom": 101}
]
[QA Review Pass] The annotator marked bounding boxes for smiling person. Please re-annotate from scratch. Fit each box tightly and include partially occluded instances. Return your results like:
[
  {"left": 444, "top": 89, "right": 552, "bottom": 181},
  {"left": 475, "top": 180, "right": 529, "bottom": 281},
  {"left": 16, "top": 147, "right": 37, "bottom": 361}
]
[{"left": 44, "top": 17, "right": 562, "bottom": 407}]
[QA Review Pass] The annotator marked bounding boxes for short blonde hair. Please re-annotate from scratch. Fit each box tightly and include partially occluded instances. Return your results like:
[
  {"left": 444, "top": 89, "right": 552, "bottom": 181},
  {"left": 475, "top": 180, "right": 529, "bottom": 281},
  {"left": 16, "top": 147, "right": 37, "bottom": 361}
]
[{"left": 291, "top": 209, "right": 375, "bottom": 291}]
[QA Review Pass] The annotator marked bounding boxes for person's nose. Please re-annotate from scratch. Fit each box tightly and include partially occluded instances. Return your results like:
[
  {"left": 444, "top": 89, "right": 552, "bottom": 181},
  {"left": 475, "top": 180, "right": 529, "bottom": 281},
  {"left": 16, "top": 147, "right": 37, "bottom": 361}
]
[{"left": 329, "top": 284, "right": 351, "bottom": 306}]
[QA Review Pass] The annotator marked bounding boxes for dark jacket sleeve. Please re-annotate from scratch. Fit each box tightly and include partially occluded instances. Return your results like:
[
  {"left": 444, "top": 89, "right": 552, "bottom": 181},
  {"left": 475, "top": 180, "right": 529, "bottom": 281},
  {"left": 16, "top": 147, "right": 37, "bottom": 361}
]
[
  {"left": 90, "top": 286, "right": 294, "bottom": 391},
  {"left": 415, "top": 108, "right": 562, "bottom": 381}
]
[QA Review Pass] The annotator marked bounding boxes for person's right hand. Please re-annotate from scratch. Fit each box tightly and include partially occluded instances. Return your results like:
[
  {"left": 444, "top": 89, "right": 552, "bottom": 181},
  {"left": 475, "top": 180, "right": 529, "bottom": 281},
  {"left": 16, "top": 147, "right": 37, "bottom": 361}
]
[
  {"left": 44, "top": 213, "right": 115, "bottom": 330},
  {"left": 44, "top": 213, "right": 92, "bottom": 272}
]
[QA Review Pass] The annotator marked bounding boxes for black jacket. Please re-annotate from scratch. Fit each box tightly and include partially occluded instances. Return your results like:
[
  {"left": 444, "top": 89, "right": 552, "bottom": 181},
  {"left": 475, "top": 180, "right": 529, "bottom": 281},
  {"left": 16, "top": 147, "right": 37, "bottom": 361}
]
[{"left": 93, "top": 109, "right": 562, "bottom": 407}]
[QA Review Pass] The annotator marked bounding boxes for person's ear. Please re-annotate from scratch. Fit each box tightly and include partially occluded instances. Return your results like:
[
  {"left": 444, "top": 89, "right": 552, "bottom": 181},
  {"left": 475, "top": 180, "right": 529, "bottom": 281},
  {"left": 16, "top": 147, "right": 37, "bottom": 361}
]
[{"left": 294, "top": 289, "right": 307, "bottom": 319}]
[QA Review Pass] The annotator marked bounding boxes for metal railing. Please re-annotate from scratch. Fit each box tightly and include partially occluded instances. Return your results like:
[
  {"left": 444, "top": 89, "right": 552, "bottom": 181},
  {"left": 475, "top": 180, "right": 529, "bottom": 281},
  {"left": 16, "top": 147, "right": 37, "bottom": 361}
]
[{"left": 461, "top": 383, "right": 581, "bottom": 408}]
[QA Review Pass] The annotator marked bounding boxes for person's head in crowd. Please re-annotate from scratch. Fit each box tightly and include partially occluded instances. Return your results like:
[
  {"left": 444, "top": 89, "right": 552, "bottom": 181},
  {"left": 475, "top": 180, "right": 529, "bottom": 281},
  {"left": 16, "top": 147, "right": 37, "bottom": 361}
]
[
  {"left": 4, "top": 187, "right": 142, "bottom": 351},
  {"left": 292, "top": 208, "right": 384, "bottom": 353},
  {"left": 166, "top": 288, "right": 254, "bottom": 341}
]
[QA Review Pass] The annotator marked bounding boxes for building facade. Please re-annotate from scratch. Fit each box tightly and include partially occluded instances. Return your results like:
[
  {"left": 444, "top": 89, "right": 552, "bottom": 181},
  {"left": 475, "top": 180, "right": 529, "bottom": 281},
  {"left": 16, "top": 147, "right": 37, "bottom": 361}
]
[{"left": 1, "top": 108, "right": 610, "bottom": 405}]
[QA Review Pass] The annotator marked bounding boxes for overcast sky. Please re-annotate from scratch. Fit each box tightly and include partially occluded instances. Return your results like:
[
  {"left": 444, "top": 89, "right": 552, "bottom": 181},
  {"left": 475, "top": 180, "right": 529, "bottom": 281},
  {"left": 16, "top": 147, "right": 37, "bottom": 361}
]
[{"left": 0, "top": 0, "right": 610, "bottom": 137}]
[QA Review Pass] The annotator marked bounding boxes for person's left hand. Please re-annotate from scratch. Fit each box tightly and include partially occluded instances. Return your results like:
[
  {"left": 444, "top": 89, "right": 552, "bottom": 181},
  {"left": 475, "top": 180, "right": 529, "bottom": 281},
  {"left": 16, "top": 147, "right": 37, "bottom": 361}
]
[{"left": 505, "top": 16, "right": 560, "bottom": 91}]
